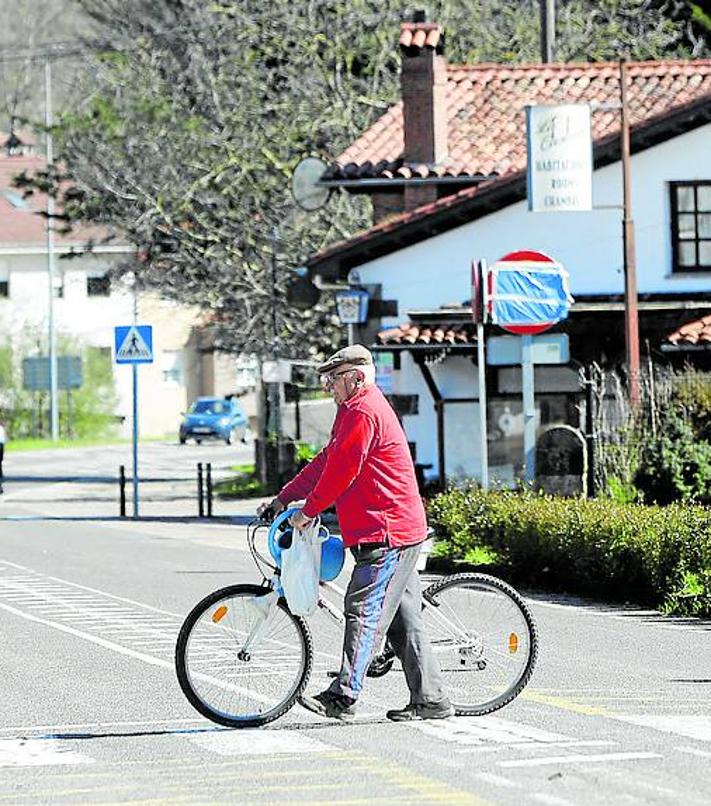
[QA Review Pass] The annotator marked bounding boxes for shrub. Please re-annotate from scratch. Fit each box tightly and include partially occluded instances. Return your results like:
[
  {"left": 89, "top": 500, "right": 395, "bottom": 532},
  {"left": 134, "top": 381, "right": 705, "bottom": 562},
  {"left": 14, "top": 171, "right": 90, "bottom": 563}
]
[{"left": 427, "top": 485, "right": 711, "bottom": 617}]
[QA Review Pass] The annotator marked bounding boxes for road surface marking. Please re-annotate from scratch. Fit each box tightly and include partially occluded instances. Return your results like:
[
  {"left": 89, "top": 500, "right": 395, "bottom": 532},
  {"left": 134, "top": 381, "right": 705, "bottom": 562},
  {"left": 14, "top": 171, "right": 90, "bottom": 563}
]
[
  {"left": 498, "top": 751, "right": 662, "bottom": 768},
  {"left": 476, "top": 772, "right": 520, "bottom": 788},
  {"left": 616, "top": 715, "right": 711, "bottom": 742},
  {"left": 0, "top": 598, "right": 177, "bottom": 667},
  {"left": 186, "top": 729, "right": 332, "bottom": 755},
  {"left": 0, "top": 738, "right": 93, "bottom": 767},
  {"left": 411, "top": 715, "right": 581, "bottom": 746},
  {"left": 529, "top": 598, "right": 709, "bottom": 632},
  {"left": 521, "top": 690, "right": 610, "bottom": 716},
  {"left": 0, "top": 718, "right": 213, "bottom": 736},
  {"left": 0, "top": 559, "right": 185, "bottom": 617},
  {"left": 532, "top": 795, "right": 576, "bottom": 806},
  {"left": 675, "top": 745, "right": 711, "bottom": 758}
]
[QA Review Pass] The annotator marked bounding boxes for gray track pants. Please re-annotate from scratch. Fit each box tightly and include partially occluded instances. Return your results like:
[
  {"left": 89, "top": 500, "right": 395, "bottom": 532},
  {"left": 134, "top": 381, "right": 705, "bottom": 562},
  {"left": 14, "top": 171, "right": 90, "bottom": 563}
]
[{"left": 327, "top": 541, "right": 448, "bottom": 705}]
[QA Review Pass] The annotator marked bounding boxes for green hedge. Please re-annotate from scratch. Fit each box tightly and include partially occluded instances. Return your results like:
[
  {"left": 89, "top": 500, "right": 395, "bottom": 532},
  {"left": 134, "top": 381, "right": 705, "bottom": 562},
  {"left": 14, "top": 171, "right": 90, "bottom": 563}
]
[{"left": 427, "top": 486, "right": 711, "bottom": 617}]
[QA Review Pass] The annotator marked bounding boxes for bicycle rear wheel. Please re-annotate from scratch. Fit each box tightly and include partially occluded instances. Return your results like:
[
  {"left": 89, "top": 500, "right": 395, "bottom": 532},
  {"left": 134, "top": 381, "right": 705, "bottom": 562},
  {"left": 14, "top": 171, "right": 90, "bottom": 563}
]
[
  {"left": 422, "top": 573, "right": 538, "bottom": 716},
  {"left": 175, "top": 584, "right": 312, "bottom": 728}
]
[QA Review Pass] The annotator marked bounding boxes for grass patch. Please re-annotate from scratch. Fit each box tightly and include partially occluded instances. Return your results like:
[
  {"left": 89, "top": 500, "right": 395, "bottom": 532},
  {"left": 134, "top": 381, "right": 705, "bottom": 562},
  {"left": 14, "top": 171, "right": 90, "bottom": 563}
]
[
  {"left": 214, "top": 464, "right": 269, "bottom": 499},
  {"left": 7, "top": 436, "right": 165, "bottom": 453}
]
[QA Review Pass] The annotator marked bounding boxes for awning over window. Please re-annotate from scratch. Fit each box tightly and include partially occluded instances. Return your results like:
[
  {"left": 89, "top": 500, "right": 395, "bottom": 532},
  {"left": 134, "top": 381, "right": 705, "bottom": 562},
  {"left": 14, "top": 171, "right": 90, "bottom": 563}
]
[
  {"left": 663, "top": 315, "right": 711, "bottom": 350},
  {"left": 376, "top": 322, "right": 477, "bottom": 350}
]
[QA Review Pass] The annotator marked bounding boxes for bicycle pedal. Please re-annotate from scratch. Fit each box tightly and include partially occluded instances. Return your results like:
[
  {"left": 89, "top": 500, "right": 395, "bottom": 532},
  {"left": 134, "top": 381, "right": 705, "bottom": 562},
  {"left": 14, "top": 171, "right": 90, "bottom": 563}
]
[{"left": 326, "top": 670, "right": 339, "bottom": 678}]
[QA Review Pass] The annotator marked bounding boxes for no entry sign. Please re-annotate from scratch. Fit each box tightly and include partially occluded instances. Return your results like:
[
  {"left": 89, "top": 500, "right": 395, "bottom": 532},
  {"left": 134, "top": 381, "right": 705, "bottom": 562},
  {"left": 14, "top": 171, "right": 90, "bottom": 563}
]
[{"left": 488, "top": 250, "right": 572, "bottom": 335}]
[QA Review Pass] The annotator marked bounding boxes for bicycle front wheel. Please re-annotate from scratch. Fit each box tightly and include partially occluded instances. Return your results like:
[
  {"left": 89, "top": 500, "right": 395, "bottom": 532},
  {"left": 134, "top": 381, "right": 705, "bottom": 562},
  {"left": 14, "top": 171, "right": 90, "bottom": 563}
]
[
  {"left": 422, "top": 573, "right": 538, "bottom": 716},
  {"left": 175, "top": 584, "right": 312, "bottom": 728}
]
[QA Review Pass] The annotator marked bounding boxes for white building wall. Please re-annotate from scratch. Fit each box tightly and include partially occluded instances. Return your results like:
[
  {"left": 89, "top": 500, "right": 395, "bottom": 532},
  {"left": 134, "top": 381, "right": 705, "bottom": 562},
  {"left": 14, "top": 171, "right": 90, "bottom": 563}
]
[
  {"left": 0, "top": 251, "right": 237, "bottom": 439},
  {"left": 353, "top": 124, "right": 711, "bottom": 477},
  {"left": 356, "top": 123, "right": 711, "bottom": 309}
]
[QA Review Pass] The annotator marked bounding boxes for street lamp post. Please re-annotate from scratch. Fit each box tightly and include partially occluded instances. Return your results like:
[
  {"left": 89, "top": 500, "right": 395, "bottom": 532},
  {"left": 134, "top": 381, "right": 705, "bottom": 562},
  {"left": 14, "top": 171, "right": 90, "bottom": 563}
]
[{"left": 45, "top": 57, "right": 59, "bottom": 441}]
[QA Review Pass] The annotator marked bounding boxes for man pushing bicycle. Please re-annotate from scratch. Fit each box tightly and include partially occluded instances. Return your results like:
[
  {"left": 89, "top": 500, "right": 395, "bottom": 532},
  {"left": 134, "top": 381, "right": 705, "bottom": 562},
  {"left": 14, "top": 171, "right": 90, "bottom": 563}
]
[{"left": 258, "top": 344, "right": 454, "bottom": 722}]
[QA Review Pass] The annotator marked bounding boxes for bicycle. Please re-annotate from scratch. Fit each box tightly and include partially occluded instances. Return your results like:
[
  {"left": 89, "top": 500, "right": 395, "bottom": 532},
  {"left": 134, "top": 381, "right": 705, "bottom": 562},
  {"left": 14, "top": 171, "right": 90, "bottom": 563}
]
[{"left": 175, "top": 508, "right": 538, "bottom": 728}]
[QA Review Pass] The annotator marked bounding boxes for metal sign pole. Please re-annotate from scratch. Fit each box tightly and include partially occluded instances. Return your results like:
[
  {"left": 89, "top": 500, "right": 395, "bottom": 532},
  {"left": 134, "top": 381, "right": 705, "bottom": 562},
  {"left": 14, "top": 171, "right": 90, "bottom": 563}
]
[
  {"left": 132, "top": 362, "right": 139, "bottom": 517},
  {"left": 477, "top": 322, "right": 489, "bottom": 490},
  {"left": 474, "top": 259, "right": 489, "bottom": 491},
  {"left": 521, "top": 334, "right": 535, "bottom": 483}
]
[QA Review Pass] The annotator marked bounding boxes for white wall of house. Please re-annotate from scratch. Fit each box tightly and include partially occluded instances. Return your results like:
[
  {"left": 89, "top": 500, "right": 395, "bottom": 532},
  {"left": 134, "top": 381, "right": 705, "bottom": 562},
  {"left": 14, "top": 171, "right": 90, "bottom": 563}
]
[
  {"left": 352, "top": 123, "right": 711, "bottom": 477},
  {"left": 0, "top": 250, "right": 248, "bottom": 439},
  {"left": 355, "top": 123, "right": 711, "bottom": 309}
]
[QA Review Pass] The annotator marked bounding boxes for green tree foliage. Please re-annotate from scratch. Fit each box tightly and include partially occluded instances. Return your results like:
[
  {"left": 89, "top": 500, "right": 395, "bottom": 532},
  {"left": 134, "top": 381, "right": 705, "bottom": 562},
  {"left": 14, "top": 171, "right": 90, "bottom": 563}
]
[
  {"left": 27, "top": 0, "right": 705, "bottom": 359},
  {"left": 594, "top": 366, "right": 711, "bottom": 505},
  {"left": 0, "top": 330, "right": 118, "bottom": 440}
]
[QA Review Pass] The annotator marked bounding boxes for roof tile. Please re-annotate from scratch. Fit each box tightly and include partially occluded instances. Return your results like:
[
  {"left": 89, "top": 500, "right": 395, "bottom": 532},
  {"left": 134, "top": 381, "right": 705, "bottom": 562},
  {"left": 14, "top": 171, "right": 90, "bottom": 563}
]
[
  {"left": 0, "top": 151, "right": 113, "bottom": 248},
  {"left": 666, "top": 316, "right": 711, "bottom": 345},
  {"left": 377, "top": 321, "right": 477, "bottom": 346},
  {"left": 332, "top": 61, "right": 711, "bottom": 182}
]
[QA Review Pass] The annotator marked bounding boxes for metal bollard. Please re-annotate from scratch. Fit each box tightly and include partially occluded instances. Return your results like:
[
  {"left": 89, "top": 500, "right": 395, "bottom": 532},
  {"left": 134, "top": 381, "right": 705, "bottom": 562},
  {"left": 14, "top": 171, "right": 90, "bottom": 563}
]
[
  {"left": 119, "top": 465, "right": 127, "bottom": 518},
  {"left": 197, "top": 462, "right": 204, "bottom": 518},
  {"left": 206, "top": 463, "right": 213, "bottom": 518}
]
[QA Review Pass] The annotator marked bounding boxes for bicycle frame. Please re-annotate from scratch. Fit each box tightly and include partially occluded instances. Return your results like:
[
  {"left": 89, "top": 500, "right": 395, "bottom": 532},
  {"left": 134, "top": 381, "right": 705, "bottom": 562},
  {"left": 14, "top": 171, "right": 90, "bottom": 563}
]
[{"left": 246, "top": 518, "right": 477, "bottom": 656}]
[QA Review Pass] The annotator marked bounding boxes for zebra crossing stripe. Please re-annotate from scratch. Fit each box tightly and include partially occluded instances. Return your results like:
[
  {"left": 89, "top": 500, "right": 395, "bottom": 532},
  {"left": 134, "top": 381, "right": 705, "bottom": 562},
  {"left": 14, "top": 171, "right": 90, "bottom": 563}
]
[
  {"left": 0, "top": 738, "right": 93, "bottom": 767},
  {"left": 499, "top": 751, "right": 662, "bottom": 768},
  {"left": 616, "top": 715, "right": 711, "bottom": 742},
  {"left": 186, "top": 729, "right": 332, "bottom": 756}
]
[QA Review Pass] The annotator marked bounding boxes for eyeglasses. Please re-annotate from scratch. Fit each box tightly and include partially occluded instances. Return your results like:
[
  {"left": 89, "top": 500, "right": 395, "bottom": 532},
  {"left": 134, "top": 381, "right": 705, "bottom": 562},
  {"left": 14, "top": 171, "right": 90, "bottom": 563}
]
[{"left": 320, "top": 368, "right": 355, "bottom": 387}]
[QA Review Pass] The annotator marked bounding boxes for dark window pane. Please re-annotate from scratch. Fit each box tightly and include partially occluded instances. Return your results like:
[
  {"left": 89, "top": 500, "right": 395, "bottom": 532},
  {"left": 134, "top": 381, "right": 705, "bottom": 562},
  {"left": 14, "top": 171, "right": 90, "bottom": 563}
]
[
  {"left": 679, "top": 242, "right": 696, "bottom": 266},
  {"left": 698, "top": 185, "right": 711, "bottom": 212},
  {"left": 0, "top": 280, "right": 8, "bottom": 297},
  {"left": 678, "top": 213, "right": 696, "bottom": 239},
  {"left": 87, "top": 275, "right": 111, "bottom": 297},
  {"left": 676, "top": 186, "right": 695, "bottom": 211}
]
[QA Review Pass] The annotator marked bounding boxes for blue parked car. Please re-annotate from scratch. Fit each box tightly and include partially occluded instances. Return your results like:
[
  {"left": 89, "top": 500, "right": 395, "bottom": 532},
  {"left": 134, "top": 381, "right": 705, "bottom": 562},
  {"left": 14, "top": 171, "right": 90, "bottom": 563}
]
[{"left": 179, "top": 397, "right": 250, "bottom": 445}]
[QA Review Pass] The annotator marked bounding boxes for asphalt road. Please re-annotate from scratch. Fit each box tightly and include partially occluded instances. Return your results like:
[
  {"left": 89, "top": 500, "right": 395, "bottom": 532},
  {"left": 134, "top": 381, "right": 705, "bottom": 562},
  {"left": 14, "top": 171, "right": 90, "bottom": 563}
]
[{"left": 0, "top": 444, "right": 709, "bottom": 805}]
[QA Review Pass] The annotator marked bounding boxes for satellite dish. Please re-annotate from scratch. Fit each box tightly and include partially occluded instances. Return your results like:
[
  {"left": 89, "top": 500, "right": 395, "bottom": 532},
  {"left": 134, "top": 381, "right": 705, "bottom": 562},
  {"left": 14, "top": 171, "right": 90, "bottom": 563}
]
[{"left": 291, "top": 156, "right": 331, "bottom": 212}]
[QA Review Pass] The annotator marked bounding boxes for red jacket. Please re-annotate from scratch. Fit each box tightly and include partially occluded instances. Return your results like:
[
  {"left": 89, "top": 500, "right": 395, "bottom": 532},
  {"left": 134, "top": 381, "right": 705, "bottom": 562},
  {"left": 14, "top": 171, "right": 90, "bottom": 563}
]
[{"left": 278, "top": 384, "right": 427, "bottom": 548}]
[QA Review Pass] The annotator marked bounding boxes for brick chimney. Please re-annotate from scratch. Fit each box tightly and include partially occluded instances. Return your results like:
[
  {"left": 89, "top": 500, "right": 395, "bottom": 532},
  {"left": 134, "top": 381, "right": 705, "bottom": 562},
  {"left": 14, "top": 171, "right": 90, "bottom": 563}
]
[{"left": 399, "top": 11, "right": 448, "bottom": 211}]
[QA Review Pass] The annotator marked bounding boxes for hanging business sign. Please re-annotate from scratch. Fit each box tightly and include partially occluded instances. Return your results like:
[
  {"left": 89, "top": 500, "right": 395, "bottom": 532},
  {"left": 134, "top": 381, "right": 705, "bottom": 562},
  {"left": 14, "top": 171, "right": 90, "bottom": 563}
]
[
  {"left": 526, "top": 104, "right": 593, "bottom": 212},
  {"left": 335, "top": 288, "right": 370, "bottom": 324}
]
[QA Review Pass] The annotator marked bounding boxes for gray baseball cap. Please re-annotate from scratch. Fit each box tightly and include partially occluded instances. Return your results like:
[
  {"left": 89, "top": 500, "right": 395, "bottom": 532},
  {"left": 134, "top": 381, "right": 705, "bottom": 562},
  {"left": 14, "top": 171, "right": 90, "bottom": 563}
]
[{"left": 317, "top": 344, "right": 374, "bottom": 374}]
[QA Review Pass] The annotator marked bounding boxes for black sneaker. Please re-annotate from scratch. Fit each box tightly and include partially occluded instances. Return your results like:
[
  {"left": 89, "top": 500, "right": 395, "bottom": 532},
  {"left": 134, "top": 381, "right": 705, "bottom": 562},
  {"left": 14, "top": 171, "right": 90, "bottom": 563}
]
[
  {"left": 386, "top": 700, "right": 455, "bottom": 722},
  {"left": 298, "top": 690, "right": 356, "bottom": 721}
]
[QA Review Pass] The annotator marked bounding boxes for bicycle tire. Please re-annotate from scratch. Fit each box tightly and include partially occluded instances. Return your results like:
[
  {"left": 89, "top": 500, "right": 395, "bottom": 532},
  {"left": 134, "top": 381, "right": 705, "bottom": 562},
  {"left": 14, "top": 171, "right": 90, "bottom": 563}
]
[
  {"left": 175, "top": 584, "right": 312, "bottom": 728},
  {"left": 422, "top": 573, "right": 538, "bottom": 717}
]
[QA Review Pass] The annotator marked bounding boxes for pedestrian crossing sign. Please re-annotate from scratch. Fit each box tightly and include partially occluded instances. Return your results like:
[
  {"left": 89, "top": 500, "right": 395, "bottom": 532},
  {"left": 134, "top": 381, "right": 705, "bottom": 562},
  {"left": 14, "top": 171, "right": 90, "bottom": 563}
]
[{"left": 114, "top": 325, "right": 153, "bottom": 364}]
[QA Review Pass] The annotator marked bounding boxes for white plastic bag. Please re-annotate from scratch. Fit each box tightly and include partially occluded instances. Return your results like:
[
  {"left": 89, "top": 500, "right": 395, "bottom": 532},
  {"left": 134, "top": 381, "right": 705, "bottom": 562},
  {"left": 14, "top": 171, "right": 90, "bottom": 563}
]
[{"left": 280, "top": 519, "right": 324, "bottom": 617}]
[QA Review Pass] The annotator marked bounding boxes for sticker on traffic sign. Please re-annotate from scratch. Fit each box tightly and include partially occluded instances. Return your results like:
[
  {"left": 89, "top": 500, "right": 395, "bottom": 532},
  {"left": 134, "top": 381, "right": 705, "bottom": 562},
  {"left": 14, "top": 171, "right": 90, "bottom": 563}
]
[
  {"left": 488, "top": 250, "right": 573, "bottom": 336},
  {"left": 114, "top": 325, "right": 153, "bottom": 364}
]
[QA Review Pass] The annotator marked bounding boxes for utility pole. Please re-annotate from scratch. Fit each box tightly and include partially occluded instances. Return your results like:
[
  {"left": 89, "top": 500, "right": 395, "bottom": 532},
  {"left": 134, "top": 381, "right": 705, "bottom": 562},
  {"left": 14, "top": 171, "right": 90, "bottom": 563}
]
[
  {"left": 619, "top": 59, "right": 640, "bottom": 406},
  {"left": 541, "top": 0, "right": 556, "bottom": 63},
  {"left": 268, "top": 229, "right": 282, "bottom": 440},
  {"left": 45, "top": 57, "right": 59, "bottom": 441}
]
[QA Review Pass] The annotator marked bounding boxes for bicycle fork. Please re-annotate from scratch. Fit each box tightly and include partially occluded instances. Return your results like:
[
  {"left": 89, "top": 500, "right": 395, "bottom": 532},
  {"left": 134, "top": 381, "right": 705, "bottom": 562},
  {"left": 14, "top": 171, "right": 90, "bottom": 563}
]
[{"left": 239, "top": 587, "right": 280, "bottom": 660}]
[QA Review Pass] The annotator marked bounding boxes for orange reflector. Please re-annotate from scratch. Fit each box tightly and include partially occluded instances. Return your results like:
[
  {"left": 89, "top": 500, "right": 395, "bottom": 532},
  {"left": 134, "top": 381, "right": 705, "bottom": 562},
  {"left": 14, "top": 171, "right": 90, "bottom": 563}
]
[
  {"left": 212, "top": 605, "right": 228, "bottom": 623},
  {"left": 508, "top": 633, "right": 519, "bottom": 654}
]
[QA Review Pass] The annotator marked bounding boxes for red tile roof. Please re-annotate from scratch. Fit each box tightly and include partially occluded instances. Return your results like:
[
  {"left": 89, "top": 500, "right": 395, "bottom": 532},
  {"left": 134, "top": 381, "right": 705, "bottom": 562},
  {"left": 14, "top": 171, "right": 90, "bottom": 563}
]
[
  {"left": 399, "top": 21, "right": 441, "bottom": 51},
  {"left": 377, "top": 322, "right": 477, "bottom": 346},
  {"left": 0, "top": 152, "right": 115, "bottom": 249},
  {"left": 311, "top": 60, "right": 711, "bottom": 276},
  {"left": 665, "top": 315, "right": 711, "bottom": 346},
  {"left": 326, "top": 60, "right": 711, "bottom": 182}
]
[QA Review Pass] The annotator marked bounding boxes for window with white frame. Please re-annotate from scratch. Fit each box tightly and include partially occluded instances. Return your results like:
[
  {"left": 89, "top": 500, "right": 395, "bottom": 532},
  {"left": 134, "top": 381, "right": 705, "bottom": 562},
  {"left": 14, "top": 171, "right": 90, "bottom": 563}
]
[
  {"left": 160, "top": 350, "right": 183, "bottom": 384},
  {"left": 670, "top": 181, "right": 711, "bottom": 273},
  {"left": 0, "top": 266, "right": 8, "bottom": 298}
]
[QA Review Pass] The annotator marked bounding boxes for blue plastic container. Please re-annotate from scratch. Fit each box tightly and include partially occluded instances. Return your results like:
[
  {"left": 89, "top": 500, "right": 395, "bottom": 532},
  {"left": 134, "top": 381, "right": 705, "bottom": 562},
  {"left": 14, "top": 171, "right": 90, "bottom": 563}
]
[{"left": 267, "top": 508, "right": 345, "bottom": 582}]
